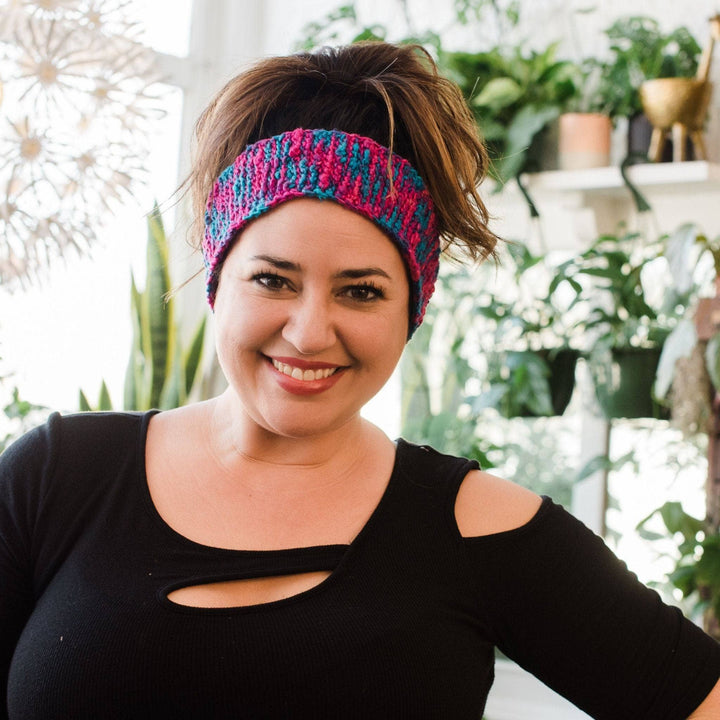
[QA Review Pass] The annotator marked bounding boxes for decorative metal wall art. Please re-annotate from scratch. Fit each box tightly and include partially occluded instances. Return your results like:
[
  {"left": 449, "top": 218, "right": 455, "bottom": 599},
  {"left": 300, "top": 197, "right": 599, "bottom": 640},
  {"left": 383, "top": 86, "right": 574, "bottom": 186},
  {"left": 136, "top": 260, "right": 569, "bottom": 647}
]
[{"left": 0, "top": 0, "right": 163, "bottom": 285}]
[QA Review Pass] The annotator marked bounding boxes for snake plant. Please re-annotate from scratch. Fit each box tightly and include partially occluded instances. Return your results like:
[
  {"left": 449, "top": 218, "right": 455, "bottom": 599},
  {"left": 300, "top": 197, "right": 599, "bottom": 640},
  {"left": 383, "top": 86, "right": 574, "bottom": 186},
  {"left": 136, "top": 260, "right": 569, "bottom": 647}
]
[{"left": 79, "top": 204, "right": 206, "bottom": 411}]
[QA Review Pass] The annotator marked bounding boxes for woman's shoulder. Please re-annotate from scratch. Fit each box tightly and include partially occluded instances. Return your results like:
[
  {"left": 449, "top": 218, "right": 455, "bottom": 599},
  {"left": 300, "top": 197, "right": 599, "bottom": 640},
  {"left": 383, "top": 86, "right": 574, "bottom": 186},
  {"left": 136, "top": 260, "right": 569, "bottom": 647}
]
[
  {"left": 5, "top": 409, "right": 153, "bottom": 444},
  {"left": 48, "top": 409, "right": 155, "bottom": 437},
  {"left": 1, "top": 410, "right": 155, "bottom": 485},
  {"left": 454, "top": 468, "right": 543, "bottom": 538},
  {"left": 395, "top": 439, "right": 543, "bottom": 538}
]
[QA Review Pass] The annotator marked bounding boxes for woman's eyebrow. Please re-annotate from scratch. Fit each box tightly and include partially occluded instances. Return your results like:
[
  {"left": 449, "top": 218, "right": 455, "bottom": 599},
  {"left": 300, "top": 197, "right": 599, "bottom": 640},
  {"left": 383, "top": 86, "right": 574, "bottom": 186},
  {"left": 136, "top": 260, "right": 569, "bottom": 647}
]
[
  {"left": 334, "top": 267, "right": 391, "bottom": 280},
  {"left": 250, "top": 254, "right": 300, "bottom": 271},
  {"left": 251, "top": 255, "right": 391, "bottom": 280}
]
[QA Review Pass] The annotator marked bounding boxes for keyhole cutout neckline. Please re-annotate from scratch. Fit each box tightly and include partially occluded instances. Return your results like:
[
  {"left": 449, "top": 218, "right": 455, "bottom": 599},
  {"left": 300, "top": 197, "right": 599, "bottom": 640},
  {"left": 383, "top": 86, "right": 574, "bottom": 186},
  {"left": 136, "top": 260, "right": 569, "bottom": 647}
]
[{"left": 140, "top": 411, "right": 401, "bottom": 612}]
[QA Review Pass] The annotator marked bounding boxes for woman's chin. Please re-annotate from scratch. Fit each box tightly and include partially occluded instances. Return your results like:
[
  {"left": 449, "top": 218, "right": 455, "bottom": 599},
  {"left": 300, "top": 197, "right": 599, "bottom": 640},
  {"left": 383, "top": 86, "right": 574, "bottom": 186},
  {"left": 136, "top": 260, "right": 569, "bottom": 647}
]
[{"left": 253, "top": 406, "right": 361, "bottom": 442}]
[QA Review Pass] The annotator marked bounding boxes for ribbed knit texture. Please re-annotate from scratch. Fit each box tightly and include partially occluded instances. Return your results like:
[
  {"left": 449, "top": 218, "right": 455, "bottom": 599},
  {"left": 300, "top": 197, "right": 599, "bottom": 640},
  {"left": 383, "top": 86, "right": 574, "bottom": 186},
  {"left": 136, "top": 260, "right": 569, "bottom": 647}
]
[
  {"left": 203, "top": 128, "right": 440, "bottom": 337},
  {"left": 3, "top": 412, "right": 720, "bottom": 719}
]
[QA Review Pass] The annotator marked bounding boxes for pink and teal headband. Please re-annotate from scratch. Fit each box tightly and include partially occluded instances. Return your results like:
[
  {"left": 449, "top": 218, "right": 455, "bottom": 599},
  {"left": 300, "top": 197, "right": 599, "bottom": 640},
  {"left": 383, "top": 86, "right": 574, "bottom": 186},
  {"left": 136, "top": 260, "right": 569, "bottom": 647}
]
[{"left": 202, "top": 128, "right": 440, "bottom": 337}]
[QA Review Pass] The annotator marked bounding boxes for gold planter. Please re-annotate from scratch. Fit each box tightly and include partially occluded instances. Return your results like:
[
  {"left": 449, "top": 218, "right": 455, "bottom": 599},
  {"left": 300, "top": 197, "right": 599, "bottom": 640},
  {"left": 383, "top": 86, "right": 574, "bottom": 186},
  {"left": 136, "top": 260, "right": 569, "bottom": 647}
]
[{"left": 639, "top": 78, "right": 712, "bottom": 161}]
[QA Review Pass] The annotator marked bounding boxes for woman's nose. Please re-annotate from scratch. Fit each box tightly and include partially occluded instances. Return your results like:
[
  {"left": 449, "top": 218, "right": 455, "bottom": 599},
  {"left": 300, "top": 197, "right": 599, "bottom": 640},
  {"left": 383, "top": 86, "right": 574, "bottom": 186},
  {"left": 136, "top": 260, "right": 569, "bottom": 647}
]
[{"left": 281, "top": 293, "right": 337, "bottom": 355}]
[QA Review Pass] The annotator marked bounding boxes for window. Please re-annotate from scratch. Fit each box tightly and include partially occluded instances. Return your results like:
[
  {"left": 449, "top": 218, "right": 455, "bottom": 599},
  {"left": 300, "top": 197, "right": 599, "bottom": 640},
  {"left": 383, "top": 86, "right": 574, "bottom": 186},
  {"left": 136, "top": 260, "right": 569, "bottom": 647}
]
[{"left": 0, "top": 1, "right": 192, "bottom": 420}]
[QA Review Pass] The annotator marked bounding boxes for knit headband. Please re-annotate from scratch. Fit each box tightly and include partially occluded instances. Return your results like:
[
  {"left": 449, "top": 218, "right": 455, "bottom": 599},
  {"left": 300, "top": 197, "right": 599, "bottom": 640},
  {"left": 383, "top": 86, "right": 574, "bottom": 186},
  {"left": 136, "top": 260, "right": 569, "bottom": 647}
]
[{"left": 202, "top": 128, "right": 440, "bottom": 337}]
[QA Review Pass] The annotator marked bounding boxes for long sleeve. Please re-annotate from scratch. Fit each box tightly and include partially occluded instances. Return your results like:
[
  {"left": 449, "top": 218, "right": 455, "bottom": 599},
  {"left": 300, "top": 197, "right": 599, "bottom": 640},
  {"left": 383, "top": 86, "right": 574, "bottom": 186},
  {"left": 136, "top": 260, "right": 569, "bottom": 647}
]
[{"left": 461, "top": 496, "right": 720, "bottom": 720}]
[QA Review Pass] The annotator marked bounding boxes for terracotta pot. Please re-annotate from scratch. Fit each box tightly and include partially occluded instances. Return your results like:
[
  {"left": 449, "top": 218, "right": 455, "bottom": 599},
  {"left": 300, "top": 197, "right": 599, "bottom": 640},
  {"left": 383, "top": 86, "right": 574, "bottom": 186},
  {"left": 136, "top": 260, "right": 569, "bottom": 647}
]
[{"left": 558, "top": 113, "right": 612, "bottom": 170}]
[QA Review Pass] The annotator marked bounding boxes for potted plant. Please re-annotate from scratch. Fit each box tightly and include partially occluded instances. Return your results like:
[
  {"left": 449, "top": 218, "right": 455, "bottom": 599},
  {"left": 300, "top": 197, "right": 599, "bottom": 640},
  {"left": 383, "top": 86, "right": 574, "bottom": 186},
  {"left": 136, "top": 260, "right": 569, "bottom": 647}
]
[
  {"left": 598, "top": 16, "right": 702, "bottom": 158},
  {"left": 476, "top": 346, "right": 579, "bottom": 418},
  {"left": 441, "top": 43, "right": 579, "bottom": 183},
  {"left": 79, "top": 205, "right": 207, "bottom": 412},
  {"left": 555, "top": 228, "right": 688, "bottom": 419},
  {"left": 297, "top": 0, "right": 580, "bottom": 186},
  {"left": 470, "top": 242, "right": 582, "bottom": 418},
  {"left": 637, "top": 501, "right": 720, "bottom": 640},
  {"left": 557, "top": 58, "right": 615, "bottom": 170},
  {"left": 400, "top": 268, "right": 499, "bottom": 467},
  {"left": 654, "top": 224, "right": 720, "bottom": 435}
]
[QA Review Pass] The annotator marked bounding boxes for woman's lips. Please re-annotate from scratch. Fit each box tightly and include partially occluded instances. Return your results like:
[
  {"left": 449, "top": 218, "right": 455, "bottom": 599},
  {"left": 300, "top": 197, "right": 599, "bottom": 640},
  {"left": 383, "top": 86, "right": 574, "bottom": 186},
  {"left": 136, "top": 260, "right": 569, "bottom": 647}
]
[
  {"left": 272, "top": 359, "right": 338, "bottom": 381},
  {"left": 266, "top": 355, "right": 347, "bottom": 395}
]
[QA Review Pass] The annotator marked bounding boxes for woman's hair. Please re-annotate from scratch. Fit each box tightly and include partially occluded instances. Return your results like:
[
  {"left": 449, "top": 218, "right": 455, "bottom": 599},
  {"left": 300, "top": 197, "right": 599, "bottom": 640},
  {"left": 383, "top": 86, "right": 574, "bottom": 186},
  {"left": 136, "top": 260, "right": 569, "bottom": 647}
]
[{"left": 187, "top": 41, "right": 498, "bottom": 263}]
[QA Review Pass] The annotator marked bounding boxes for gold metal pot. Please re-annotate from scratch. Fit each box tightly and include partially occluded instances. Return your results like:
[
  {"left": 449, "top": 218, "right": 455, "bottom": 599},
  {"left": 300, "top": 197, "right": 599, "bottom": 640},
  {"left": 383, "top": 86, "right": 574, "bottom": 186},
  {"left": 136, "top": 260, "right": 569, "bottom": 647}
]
[
  {"left": 639, "top": 78, "right": 712, "bottom": 161},
  {"left": 641, "top": 78, "right": 711, "bottom": 129}
]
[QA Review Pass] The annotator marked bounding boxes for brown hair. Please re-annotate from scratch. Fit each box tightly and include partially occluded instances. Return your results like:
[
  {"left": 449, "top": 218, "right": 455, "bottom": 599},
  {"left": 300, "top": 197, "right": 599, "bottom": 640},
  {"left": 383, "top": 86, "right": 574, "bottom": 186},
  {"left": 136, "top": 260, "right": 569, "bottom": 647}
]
[{"left": 186, "top": 42, "right": 498, "bottom": 263}]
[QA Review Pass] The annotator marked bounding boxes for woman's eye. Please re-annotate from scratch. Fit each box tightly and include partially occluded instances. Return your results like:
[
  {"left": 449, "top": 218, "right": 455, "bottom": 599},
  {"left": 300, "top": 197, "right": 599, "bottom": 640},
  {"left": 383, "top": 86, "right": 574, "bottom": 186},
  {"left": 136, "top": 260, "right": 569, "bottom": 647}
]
[
  {"left": 344, "top": 284, "right": 384, "bottom": 302},
  {"left": 253, "top": 273, "right": 287, "bottom": 290}
]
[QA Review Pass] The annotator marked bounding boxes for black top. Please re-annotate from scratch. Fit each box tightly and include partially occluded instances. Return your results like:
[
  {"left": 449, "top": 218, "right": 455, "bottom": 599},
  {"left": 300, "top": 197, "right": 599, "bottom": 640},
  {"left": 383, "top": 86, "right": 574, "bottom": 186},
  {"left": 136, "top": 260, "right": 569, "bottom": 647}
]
[{"left": 1, "top": 411, "right": 719, "bottom": 719}]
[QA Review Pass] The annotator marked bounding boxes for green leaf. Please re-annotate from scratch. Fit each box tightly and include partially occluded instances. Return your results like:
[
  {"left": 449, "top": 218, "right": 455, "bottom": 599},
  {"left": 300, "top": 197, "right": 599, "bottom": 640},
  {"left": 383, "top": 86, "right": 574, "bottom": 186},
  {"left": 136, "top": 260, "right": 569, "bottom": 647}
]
[
  {"left": 508, "top": 351, "right": 553, "bottom": 416},
  {"left": 183, "top": 316, "right": 207, "bottom": 399},
  {"left": 498, "top": 104, "right": 559, "bottom": 179},
  {"left": 669, "top": 564, "right": 698, "bottom": 597},
  {"left": 75, "top": 203, "right": 206, "bottom": 414},
  {"left": 697, "top": 536, "right": 720, "bottom": 594},
  {"left": 636, "top": 527, "right": 666, "bottom": 542},
  {"left": 145, "top": 205, "right": 172, "bottom": 408},
  {"left": 579, "top": 266, "right": 627, "bottom": 280},
  {"left": 657, "top": 501, "right": 705, "bottom": 541},
  {"left": 473, "top": 76, "right": 524, "bottom": 111},
  {"left": 98, "top": 380, "right": 113, "bottom": 411},
  {"left": 654, "top": 320, "right": 697, "bottom": 400},
  {"left": 159, "top": 342, "right": 183, "bottom": 409},
  {"left": 472, "top": 384, "right": 508, "bottom": 412},
  {"left": 575, "top": 453, "right": 611, "bottom": 482},
  {"left": 351, "top": 26, "right": 385, "bottom": 42},
  {"left": 706, "top": 333, "right": 720, "bottom": 390},
  {"left": 78, "top": 390, "right": 93, "bottom": 412},
  {"left": 508, "top": 105, "right": 559, "bottom": 149},
  {"left": 400, "top": 340, "right": 432, "bottom": 428},
  {"left": 575, "top": 450, "right": 636, "bottom": 482},
  {"left": 665, "top": 223, "right": 700, "bottom": 294},
  {"left": 125, "top": 272, "right": 146, "bottom": 410}
]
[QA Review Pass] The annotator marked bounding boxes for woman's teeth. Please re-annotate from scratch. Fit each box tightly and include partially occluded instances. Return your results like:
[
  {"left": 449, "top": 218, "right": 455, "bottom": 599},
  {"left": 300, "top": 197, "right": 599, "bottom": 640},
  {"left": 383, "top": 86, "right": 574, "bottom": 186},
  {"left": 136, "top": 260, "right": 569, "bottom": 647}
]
[{"left": 272, "top": 360, "right": 338, "bottom": 381}]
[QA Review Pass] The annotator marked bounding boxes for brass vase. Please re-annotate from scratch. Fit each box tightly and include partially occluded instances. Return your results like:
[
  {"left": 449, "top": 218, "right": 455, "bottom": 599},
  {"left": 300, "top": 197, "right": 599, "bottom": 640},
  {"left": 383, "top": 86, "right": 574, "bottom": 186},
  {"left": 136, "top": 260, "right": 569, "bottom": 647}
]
[{"left": 639, "top": 78, "right": 712, "bottom": 161}]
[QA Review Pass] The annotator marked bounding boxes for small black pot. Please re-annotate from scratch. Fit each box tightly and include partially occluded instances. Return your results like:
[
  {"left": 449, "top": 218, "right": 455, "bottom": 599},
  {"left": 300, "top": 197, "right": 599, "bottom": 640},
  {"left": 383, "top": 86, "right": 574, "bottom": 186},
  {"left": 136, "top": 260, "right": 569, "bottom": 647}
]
[
  {"left": 541, "top": 348, "right": 580, "bottom": 416},
  {"left": 592, "top": 346, "right": 669, "bottom": 419},
  {"left": 512, "top": 348, "right": 579, "bottom": 418},
  {"left": 627, "top": 113, "right": 694, "bottom": 162}
]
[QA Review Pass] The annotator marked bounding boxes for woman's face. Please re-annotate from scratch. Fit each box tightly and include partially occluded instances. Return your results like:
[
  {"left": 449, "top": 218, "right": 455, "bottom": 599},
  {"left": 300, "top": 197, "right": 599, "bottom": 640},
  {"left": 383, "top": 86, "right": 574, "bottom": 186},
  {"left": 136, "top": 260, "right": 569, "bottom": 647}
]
[{"left": 213, "top": 198, "right": 410, "bottom": 439}]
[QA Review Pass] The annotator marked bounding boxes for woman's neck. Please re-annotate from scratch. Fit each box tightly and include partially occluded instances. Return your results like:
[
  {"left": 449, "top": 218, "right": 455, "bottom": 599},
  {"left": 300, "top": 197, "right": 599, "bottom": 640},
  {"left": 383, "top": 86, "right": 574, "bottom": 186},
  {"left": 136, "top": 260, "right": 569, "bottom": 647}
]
[{"left": 202, "top": 391, "right": 389, "bottom": 491}]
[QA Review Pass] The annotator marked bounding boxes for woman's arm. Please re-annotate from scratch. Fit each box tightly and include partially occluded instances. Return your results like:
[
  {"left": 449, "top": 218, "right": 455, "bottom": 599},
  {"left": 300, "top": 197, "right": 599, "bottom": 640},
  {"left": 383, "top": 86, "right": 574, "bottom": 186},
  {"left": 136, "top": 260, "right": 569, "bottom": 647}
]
[
  {"left": 0, "top": 428, "right": 44, "bottom": 718},
  {"left": 689, "top": 678, "right": 720, "bottom": 718},
  {"left": 454, "top": 469, "right": 720, "bottom": 720}
]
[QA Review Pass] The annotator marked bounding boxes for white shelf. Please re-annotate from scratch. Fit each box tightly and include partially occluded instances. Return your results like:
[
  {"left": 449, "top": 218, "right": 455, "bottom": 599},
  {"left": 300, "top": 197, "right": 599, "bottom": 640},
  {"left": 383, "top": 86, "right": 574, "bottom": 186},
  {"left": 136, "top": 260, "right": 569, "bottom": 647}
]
[
  {"left": 485, "top": 160, "right": 720, "bottom": 250},
  {"left": 519, "top": 161, "right": 720, "bottom": 196}
]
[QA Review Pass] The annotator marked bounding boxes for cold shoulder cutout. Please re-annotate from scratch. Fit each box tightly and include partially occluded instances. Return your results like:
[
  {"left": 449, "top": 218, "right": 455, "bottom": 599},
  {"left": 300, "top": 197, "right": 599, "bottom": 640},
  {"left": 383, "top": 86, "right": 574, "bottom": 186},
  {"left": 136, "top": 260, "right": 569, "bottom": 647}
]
[{"left": 454, "top": 468, "right": 543, "bottom": 538}]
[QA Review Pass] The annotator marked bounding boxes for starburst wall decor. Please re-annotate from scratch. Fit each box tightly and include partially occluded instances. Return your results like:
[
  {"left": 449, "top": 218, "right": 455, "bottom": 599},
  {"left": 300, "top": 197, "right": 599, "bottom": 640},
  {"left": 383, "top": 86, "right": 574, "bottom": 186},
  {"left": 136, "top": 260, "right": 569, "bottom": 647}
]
[{"left": 0, "top": 0, "right": 163, "bottom": 285}]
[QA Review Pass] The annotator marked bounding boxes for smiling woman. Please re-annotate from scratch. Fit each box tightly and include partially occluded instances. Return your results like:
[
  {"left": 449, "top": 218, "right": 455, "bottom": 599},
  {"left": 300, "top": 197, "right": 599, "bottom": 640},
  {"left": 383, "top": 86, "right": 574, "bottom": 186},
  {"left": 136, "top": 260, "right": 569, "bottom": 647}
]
[
  {"left": 212, "top": 198, "right": 409, "bottom": 438},
  {"left": 2, "top": 40, "right": 720, "bottom": 720}
]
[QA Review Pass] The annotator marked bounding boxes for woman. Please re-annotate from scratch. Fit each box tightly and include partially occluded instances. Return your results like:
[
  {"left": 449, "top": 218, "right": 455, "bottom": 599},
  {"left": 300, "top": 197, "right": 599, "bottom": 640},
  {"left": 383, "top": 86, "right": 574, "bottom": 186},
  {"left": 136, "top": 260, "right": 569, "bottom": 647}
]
[{"left": 2, "top": 42, "right": 720, "bottom": 719}]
